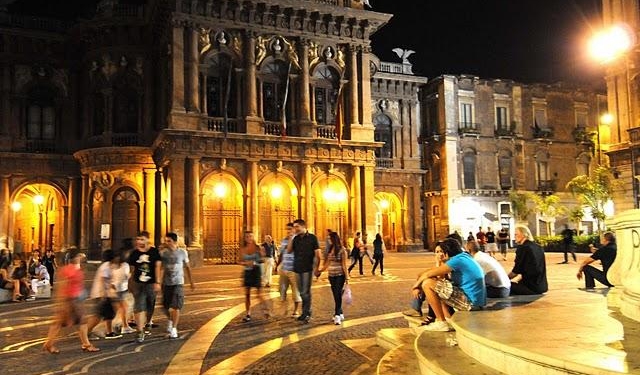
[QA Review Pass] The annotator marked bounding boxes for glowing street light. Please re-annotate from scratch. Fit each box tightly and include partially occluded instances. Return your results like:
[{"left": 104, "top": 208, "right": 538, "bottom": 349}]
[
  {"left": 33, "top": 194, "right": 45, "bottom": 205},
  {"left": 11, "top": 201, "right": 22, "bottom": 212},
  {"left": 213, "top": 182, "right": 227, "bottom": 198},
  {"left": 589, "top": 24, "right": 634, "bottom": 63}
]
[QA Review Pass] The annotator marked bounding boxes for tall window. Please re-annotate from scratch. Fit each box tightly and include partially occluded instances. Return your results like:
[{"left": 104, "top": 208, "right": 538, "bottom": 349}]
[
  {"left": 260, "top": 60, "right": 290, "bottom": 122},
  {"left": 534, "top": 108, "right": 547, "bottom": 128},
  {"left": 537, "top": 159, "right": 550, "bottom": 183},
  {"left": 575, "top": 111, "right": 588, "bottom": 127},
  {"left": 426, "top": 101, "right": 438, "bottom": 135},
  {"left": 496, "top": 106, "right": 508, "bottom": 129},
  {"left": 313, "top": 65, "right": 339, "bottom": 125},
  {"left": 498, "top": 153, "right": 513, "bottom": 189},
  {"left": 205, "top": 53, "right": 236, "bottom": 118},
  {"left": 374, "top": 113, "right": 393, "bottom": 158},
  {"left": 460, "top": 103, "right": 473, "bottom": 128},
  {"left": 26, "top": 86, "right": 56, "bottom": 140},
  {"left": 113, "top": 74, "right": 140, "bottom": 133},
  {"left": 463, "top": 151, "right": 476, "bottom": 189}
]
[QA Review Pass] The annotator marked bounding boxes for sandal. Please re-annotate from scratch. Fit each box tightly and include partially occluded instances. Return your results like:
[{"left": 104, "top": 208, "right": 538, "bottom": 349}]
[
  {"left": 420, "top": 316, "right": 435, "bottom": 326},
  {"left": 242, "top": 315, "right": 251, "bottom": 322},
  {"left": 43, "top": 343, "right": 60, "bottom": 354},
  {"left": 81, "top": 345, "right": 101, "bottom": 352}
]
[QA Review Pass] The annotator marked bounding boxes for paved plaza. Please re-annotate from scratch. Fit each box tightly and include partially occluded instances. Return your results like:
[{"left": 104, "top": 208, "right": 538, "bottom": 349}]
[{"left": 0, "top": 251, "right": 606, "bottom": 375}]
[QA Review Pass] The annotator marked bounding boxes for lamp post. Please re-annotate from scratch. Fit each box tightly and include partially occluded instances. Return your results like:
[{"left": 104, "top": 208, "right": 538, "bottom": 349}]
[{"left": 33, "top": 193, "right": 45, "bottom": 250}]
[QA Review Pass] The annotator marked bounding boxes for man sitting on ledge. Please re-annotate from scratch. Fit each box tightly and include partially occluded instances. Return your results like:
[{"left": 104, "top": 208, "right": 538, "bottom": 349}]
[
  {"left": 577, "top": 232, "right": 616, "bottom": 289},
  {"left": 411, "top": 238, "right": 486, "bottom": 332},
  {"left": 509, "top": 225, "right": 548, "bottom": 295}
]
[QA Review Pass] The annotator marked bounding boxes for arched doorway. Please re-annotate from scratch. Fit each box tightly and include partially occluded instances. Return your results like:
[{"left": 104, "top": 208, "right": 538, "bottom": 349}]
[
  {"left": 312, "top": 176, "right": 348, "bottom": 240},
  {"left": 112, "top": 187, "right": 140, "bottom": 251},
  {"left": 375, "top": 192, "right": 402, "bottom": 251},
  {"left": 10, "top": 183, "right": 65, "bottom": 256},
  {"left": 258, "top": 173, "right": 298, "bottom": 243},
  {"left": 201, "top": 172, "right": 244, "bottom": 264}
]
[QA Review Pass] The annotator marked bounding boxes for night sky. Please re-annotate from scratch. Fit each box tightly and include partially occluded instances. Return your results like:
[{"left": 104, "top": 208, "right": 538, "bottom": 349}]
[{"left": 8, "top": 0, "right": 605, "bottom": 85}]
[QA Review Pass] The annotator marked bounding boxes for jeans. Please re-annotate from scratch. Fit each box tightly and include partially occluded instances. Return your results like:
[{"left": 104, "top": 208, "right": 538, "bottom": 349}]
[
  {"left": 563, "top": 243, "right": 576, "bottom": 262},
  {"left": 486, "top": 285, "right": 510, "bottom": 298},
  {"left": 328, "top": 275, "right": 346, "bottom": 316},
  {"left": 372, "top": 256, "right": 384, "bottom": 274},
  {"left": 583, "top": 265, "right": 613, "bottom": 288},
  {"left": 296, "top": 271, "right": 313, "bottom": 317},
  {"left": 348, "top": 256, "right": 363, "bottom": 275}
]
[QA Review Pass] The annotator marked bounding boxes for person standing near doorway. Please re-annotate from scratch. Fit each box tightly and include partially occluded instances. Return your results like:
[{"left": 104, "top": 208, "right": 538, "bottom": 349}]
[
  {"left": 371, "top": 233, "right": 386, "bottom": 276},
  {"left": 288, "top": 219, "right": 322, "bottom": 323},
  {"left": 348, "top": 232, "right": 364, "bottom": 276},
  {"left": 128, "top": 231, "right": 161, "bottom": 343}
]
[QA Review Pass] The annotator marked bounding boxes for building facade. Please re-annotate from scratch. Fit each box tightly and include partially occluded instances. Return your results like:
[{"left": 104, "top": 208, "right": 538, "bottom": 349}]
[
  {"left": 0, "top": 0, "right": 398, "bottom": 262},
  {"left": 420, "top": 75, "right": 606, "bottom": 247}
]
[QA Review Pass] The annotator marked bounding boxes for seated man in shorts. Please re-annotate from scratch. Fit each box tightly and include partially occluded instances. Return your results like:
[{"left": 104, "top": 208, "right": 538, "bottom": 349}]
[{"left": 412, "top": 238, "right": 486, "bottom": 332}]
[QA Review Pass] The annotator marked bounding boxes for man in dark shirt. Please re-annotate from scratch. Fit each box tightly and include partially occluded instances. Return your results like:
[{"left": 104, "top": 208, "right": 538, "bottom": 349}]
[
  {"left": 128, "top": 230, "right": 161, "bottom": 343},
  {"left": 288, "top": 219, "right": 322, "bottom": 323},
  {"left": 577, "top": 232, "right": 617, "bottom": 288},
  {"left": 560, "top": 224, "right": 577, "bottom": 264},
  {"left": 508, "top": 225, "right": 548, "bottom": 295}
]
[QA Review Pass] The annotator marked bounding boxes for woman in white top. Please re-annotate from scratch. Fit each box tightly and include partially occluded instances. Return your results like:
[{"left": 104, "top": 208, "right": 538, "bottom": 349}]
[{"left": 111, "top": 248, "right": 134, "bottom": 334}]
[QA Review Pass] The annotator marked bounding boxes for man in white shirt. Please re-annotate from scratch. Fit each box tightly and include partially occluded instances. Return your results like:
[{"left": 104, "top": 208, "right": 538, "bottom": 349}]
[
  {"left": 466, "top": 240, "right": 510, "bottom": 297},
  {"left": 30, "top": 257, "right": 50, "bottom": 297}
]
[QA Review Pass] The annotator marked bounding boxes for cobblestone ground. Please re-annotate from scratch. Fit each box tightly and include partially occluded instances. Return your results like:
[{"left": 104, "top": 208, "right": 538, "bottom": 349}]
[{"left": 0, "top": 251, "right": 589, "bottom": 375}]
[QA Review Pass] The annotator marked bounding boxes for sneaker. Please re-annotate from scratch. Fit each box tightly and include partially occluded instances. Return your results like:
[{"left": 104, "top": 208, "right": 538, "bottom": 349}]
[
  {"left": 121, "top": 327, "right": 136, "bottom": 334},
  {"left": 333, "top": 315, "right": 341, "bottom": 325},
  {"left": 422, "top": 320, "right": 452, "bottom": 332},
  {"left": 296, "top": 314, "right": 308, "bottom": 322},
  {"left": 339, "top": 314, "right": 344, "bottom": 320},
  {"left": 89, "top": 332, "right": 104, "bottom": 341},
  {"left": 402, "top": 309, "right": 423, "bottom": 318},
  {"left": 136, "top": 332, "right": 145, "bottom": 343},
  {"left": 105, "top": 332, "right": 123, "bottom": 339},
  {"left": 25, "top": 296, "right": 36, "bottom": 301},
  {"left": 167, "top": 320, "right": 173, "bottom": 333},
  {"left": 242, "top": 315, "right": 251, "bottom": 322},
  {"left": 169, "top": 327, "right": 178, "bottom": 339}
]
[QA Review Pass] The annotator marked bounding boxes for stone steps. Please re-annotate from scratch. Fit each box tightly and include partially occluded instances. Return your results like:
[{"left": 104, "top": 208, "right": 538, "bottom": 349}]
[{"left": 375, "top": 328, "right": 421, "bottom": 375}]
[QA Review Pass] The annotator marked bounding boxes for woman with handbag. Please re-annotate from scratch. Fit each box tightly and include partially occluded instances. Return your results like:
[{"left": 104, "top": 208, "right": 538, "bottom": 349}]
[
  {"left": 239, "top": 231, "right": 269, "bottom": 322},
  {"left": 86, "top": 249, "right": 122, "bottom": 339},
  {"left": 318, "top": 231, "right": 349, "bottom": 325}
]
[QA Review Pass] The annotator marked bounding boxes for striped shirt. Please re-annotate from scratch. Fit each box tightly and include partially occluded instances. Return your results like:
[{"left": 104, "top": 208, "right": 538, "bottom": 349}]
[
  {"left": 280, "top": 237, "right": 295, "bottom": 272},
  {"left": 326, "top": 248, "right": 346, "bottom": 277}
]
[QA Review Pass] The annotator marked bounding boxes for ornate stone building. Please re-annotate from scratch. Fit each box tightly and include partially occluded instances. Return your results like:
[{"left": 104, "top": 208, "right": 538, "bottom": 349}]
[
  {"left": 0, "top": 0, "right": 397, "bottom": 262},
  {"left": 420, "top": 75, "right": 606, "bottom": 247}
]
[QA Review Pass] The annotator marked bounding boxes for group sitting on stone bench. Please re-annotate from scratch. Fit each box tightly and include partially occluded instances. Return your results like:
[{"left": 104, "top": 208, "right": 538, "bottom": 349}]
[
  {"left": 404, "top": 225, "right": 548, "bottom": 331},
  {"left": 0, "top": 251, "right": 51, "bottom": 302}
]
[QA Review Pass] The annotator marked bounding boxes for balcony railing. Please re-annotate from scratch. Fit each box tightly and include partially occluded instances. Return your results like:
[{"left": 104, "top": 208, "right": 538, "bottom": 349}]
[
  {"left": 495, "top": 127, "right": 515, "bottom": 137},
  {"left": 458, "top": 123, "right": 480, "bottom": 135},
  {"left": 203, "top": 117, "right": 239, "bottom": 133},
  {"left": 0, "top": 13, "right": 67, "bottom": 32},
  {"left": 532, "top": 125, "right": 554, "bottom": 139},
  {"left": 22, "top": 139, "right": 66, "bottom": 154},
  {"left": 629, "top": 127, "right": 640, "bottom": 145},
  {"left": 376, "top": 158, "right": 394, "bottom": 169},
  {"left": 572, "top": 126, "right": 595, "bottom": 144},
  {"left": 85, "top": 133, "right": 145, "bottom": 148},
  {"left": 537, "top": 180, "right": 556, "bottom": 192},
  {"left": 317, "top": 125, "right": 337, "bottom": 139},
  {"left": 264, "top": 121, "right": 282, "bottom": 136}
]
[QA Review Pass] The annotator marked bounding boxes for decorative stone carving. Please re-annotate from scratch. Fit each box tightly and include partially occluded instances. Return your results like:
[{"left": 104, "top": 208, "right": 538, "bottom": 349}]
[
  {"left": 336, "top": 47, "right": 346, "bottom": 69},
  {"left": 229, "top": 31, "right": 243, "bottom": 57},
  {"left": 51, "top": 68, "right": 69, "bottom": 97},
  {"left": 258, "top": 164, "right": 269, "bottom": 174},
  {"left": 91, "top": 171, "right": 115, "bottom": 190},
  {"left": 215, "top": 31, "right": 228, "bottom": 45},
  {"left": 199, "top": 28, "right": 212, "bottom": 55},
  {"left": 276, "top": 161, "right": 283, "bottom": 172},
  {"left": 14, "top": 65, "right": 32, "bottom": 93}
]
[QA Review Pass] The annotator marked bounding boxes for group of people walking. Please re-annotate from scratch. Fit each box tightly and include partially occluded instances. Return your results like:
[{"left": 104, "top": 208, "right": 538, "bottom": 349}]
[
  {"left": 347, "top": 232, "right": 386, "bottom": 276},
  {"left": 42, "top": 231, "right": 195, "bottom": 354}
]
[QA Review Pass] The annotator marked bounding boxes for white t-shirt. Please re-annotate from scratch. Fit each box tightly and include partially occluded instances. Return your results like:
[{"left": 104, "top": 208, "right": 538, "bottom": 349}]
[
  {"left": 111, "top": 263, "right": 130, "bottom": 292},
  {"left": 90, "top": 262, "right": 112, "bottom": 299},
  {"left": 473, "top": 251, "right": 511, "bottom": 289}
]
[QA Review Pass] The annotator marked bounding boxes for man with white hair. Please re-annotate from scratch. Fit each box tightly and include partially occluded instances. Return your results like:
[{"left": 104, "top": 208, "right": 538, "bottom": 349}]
[{"left": 508, "top": 226, "right": 548, "bottom": 295}]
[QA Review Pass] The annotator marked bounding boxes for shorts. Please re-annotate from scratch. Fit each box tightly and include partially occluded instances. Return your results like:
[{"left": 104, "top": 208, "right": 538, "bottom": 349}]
[
  {"left": 435, "top": 279, "right": 475, "bottom": 311},
  {"left": 486, "top": 243, "right": 498, "bottom": 253},
  {"left": 131, "top": 283, "right": 157, "bottom": 313},
  {"left": 162, "top": 284, "right": 184, "bottom": 310}
]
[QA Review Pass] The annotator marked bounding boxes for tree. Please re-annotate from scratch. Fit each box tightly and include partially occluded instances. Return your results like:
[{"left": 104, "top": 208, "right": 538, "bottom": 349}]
[
  {"left": 529, "top": 194, "right": 566, "bottom": 235},
  {"left": 508, "top": 190, "right": 534, "bottom": 222},
  {"left": 568, "top": 206, "right": 585, "bottom": 233},
  {"left": 566, "top": 166, "right": 617, "bottom": 233}
]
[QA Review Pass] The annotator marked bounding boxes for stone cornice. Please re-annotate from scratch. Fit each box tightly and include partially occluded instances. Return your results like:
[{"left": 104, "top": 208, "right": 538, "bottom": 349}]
[
  {"left": 152, "top": 130, "right": 378, "bottom": 167},
  {"left": 73, "top": 147, "right": 156, "bottom": 173},
  {"left": 0, "top": 152, "right": 79, "bottom": 175}
]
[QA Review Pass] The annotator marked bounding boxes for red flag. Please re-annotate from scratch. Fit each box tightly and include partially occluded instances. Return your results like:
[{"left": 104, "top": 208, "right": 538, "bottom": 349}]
[
  {"left": 335, "top": 84, "right": 345, "bottom": 147},
  {"left": 281, "top": 62, "right": 292, "bottom": 138}
]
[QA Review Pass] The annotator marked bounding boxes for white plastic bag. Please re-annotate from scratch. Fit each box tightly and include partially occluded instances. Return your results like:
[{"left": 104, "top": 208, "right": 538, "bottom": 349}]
[{"left": 342, "top": 284, "right": 353, "bottom": 306}]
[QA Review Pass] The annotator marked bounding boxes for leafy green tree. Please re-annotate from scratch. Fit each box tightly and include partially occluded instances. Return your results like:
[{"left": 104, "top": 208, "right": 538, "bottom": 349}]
[
  {"left": 566, "top": 166, "right": 617, "bottom": 233},
  {"left": 508, "top": 190, "right": 534, "bottom": 222},
  {"left": 568, "top": 206, "right": 585, "bottom": 232},
  {"left": 529, "top": 194, "right": 567, "bottom": 235}
]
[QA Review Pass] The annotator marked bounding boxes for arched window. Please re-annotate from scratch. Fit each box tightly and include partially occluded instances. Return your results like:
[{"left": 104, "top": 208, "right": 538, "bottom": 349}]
[
  {"left": 313, "top": 64, "right": 340, "bottom": 125},
  {"left": 26, "top": 86, "right": 56, "bottom": 140},
  {"left": 498, "top": 151, "right": 513, "bottom": 189},
  {"left": 463, "top": 151, "right": 476, "bottom": 189},
  {"left": 260, "top": 60, "right": 290, "bottom": 122},
  {"left": 204, "top": 53, "right": 236, "bottom": 118},
  {"left": 374, "top": 113, "right": 393, "bottom": 158},
  {"left": 113, "top": 72, "right": 141, "bottom": 133}
]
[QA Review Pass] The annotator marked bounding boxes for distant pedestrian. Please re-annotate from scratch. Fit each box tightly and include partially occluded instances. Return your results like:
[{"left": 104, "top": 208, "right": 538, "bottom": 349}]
[
  {"left": 261, "top": 235, "right": 276, "bottom": 287},
  {"left": 348, "top": 232, "right": 364, "bottom": 276},
  {"left": 577, "top": 232, "right": 616, "bottom": 289},
  {"left": 467, "top": 232, "right": 475, "bottom": 242},
  {"left": 560, "top": 224, "right": 577, "bottom": 264},
  {"left": 476, "top": 227, "right": 486, "bottom": 252},
  {"left": 87, "top": 249, "right": 122, "bottom": 340},
  {"left": 485, "top": 227, "right": 497, "bottom": 257},
  {"left": 29, "top": 256, "right": 50, "bottom": 297},
  {"left": 318, "top": 231, "right": 349, "bottom": 325},
  {"left": 497, "top": 228, "right": 510, "bottom": 261},
  {"left": 371, "top": 233, "right": 386, "bottom": 276},
  {"left": 240, "top": 231, "right": 269, "bottom": 322},
  {"left": 276, "top": 223, "right": 301, "bottom": 317},
  {"left": 43, "top": 248, "right": 99, "bottom": 354},
  {"left": 161, "top": 232, "right": 195, "bottom": 338},
  {"left": 288, "top": 219, "right": 322, "bottom": 323},
  {"left": 42, "top": 249, "right": 58, "bottom": 287},
  {"left": 128, "top": 231, "right": 161, "bottom": 343},
  {"left": 509, "top": 226, "right": 548, "bottom": 295}
]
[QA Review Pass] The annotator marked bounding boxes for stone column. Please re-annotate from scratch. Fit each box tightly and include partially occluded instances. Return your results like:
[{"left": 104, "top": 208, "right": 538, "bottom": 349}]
[
  {"left": 349, "top": 45, "right": 360, "bottom": 128},
  {"left": 302, "top": 163, "right": 313, "bottom": 228},
  {"left": 0, "top": 175, "right": 9, "bottom": 247},
  {"left": 171, "top": 24, "right": 186, "bottom": 113},
  {"left": 352, "top": 165, "right": 361, "bottom": 234},
  {"left": 360, "top": 46, "right": 373, "bottom": 128},
  {"left": 299, "top": 40, "right": 312, "bottom": 122},
  {"left": 169, "top": 156, "right": 186, "bottom": 237},
  {"left": 186, "top": 27, "right": 200, "bottom": 113},
  {"left": 201, "top": 74, "right": 208, "bottom": 115},
  {"left": 249, "top": 160, "right": 259, "bottom": 234},
  {"left": 187, "top": 157, "right": 201, "bottom": 246},
  {"left": 154, "top": 169, "right": 163, "bottom": 247},
  {"left": 67, "top": 177, "right": 79, "bottom": 247},
  {"left": 1, "top": 65, "right": 10, "bottom": 135},
  {"left": 143, "top": 169, "right": 156, "bottom": 241},
  {"left": 245, "top": 32, "right": 260, "bottom": 133},
  {"left": 79, "top": 174, "right": 89, "bottom": 250},
  {"left": 361, "top": 165, "right": 376, "bottom": 237}
]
